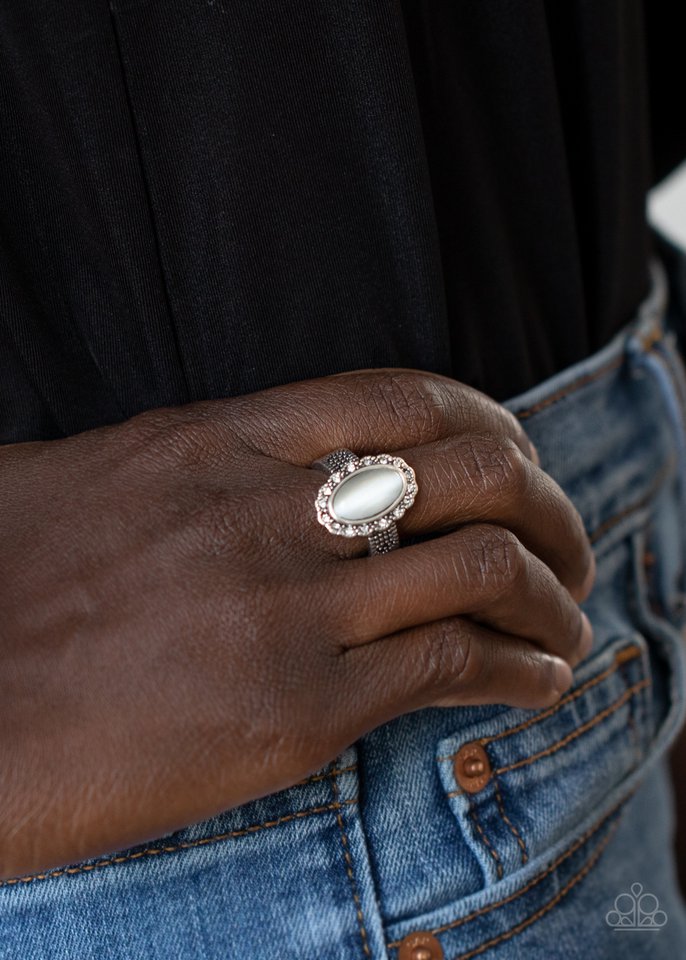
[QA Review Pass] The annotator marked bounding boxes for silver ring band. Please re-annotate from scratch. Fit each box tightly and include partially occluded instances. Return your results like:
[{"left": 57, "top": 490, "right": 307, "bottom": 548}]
[{"left": 312, "top": 448, "right": 418, "bottom": 555}]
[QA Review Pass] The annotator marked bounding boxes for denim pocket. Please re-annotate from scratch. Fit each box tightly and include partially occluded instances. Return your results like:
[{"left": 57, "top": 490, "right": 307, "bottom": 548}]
[
  {"left": 434, "top": 495, "right": 686, "bottom": 878},
  {"left": 434, "top": 633, "right": 652, "bottom": 888},
  {"left": 378, "top": 498, "right": 686, "bottom": 956},
  {"left": 627, "top": 511, "right": 686, "bottom": 756}
]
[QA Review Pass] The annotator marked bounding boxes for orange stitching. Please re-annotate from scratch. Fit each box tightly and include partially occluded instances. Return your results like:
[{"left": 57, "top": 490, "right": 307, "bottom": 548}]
[
  {"left": 516, "top": 355, "right": 623, "bottom": 421},
  {"left": 0, "top": 798, "right": 358, "bottom": 888},
  {"left": 387, "top": 791, "right": 629, "bottom": 948},
  {"left": 496, "top": 680, "right": 650, "bottom": 776},
  {"left": 332, "top": 773, "right": 371, "bottom": 957},
  {"left": 292, "top": 763, "right": 358, "bottom": 787},
  {"left": 614, "top": 645, "right": 642, "bottom": 666},
  {"left": 436, "top": 644, "right": 641, "bottom": 763},
  {"left": 446, "top": 679, "right": 650, "bottom": 798},
  {"left": 493, "top": 779, "right": 528, "bottom": 866},
  {"left": 469, "top": 802, "right": 504, "bottom": 880},
  {"left": 486, "top": 648, "right": 640, "bottom": 745},
  {"left": 450, "top": 817, "right": 620, "bottom": 959}
]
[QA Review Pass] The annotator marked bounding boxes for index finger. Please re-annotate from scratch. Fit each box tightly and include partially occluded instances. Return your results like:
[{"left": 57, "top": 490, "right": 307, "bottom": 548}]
[{"left": 221, "top": 367, "right": 539, "bottom": 467}]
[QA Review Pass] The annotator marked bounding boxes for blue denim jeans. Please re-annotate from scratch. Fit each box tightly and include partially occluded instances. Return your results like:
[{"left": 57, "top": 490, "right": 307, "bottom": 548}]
[{"left": 2, "top": 261, "right": 686, "bottom": 959}]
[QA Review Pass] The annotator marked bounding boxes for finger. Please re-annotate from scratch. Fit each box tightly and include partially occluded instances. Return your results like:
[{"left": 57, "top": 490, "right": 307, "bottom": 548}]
[
  {"left": 220, "top": 368, "right": 539, "bottom": 467},
  {"left": 391, "top": 433, "right": 595, "bottom": 601},
  {"left": 284, "top": 441, "right": 595, "bottom": 604},
  {"left": 333, "top": 523, "right": 592, "bottom": 666},
  {"left": 340, "top": 615, "right": 574, "bottom": 735}
]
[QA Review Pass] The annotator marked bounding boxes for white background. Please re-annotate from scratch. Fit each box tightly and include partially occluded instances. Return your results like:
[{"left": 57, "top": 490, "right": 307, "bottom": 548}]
[{"left": 649, "top": 161, "right": 686, "bottom": 251}]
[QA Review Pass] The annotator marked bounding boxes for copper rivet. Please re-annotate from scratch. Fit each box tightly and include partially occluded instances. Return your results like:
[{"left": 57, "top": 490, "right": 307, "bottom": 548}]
[
  {"left": 398, "top": 931, "right": 444, "bottom": 960},
  {"left": 454, "top": 741, "right": 492, "bottom": 794},
  {"left": 464, "top": 758, "right": 485, "bottom": 777}
]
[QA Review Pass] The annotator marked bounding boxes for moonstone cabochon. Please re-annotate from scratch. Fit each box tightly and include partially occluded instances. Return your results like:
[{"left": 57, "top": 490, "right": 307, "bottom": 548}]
[
  {"left": 330, "top": 465, "right": 405, "bottom": 522},
  {"left": 314, "top": 454, "right": 418, "bottom": 538}
]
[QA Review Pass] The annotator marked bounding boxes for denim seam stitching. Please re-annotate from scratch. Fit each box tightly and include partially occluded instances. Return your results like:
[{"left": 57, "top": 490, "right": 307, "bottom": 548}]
[
  {"left": 468, "top": 800, "right": 504, "bottom": 881},
  {"left": 331, "top": 770, "right": 372, "bottom": 958},
  {"left": 493, "top": 779, "right": 528, "bottom": 866},
  {"left": 448, "top": 816, "right": 621, "bottom": 960},
  {"left": 495, "top": 679, "right": 650, "bottom": 777},
  {"left": 293, "top": 763, "right": 358, "bottom": 787},
  {"left": 0, "top": 797, "right": 358, "bottom": 888},
  {"left": 446, "top": 678, "right": 650, "bottom": 798},
  {"left": 436, "top": 643, "right": 641, "bottom": 763},
  {"left": 588, "top": 459, "right": 674, "bottom": 546},
  {"left": 515, "top": 355, "right": 623, "bottom": 421},
  {"left": 386, "top": 794, "right": 629, "bottom": 949}
]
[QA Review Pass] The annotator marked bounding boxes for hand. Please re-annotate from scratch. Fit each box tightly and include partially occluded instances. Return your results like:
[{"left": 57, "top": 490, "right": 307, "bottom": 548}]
[{"left": 0, "top": 368, "right": 594, "bottom": 878}]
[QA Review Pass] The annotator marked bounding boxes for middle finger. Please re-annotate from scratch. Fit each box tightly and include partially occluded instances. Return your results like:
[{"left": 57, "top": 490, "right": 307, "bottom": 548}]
[{"left": 391, "top": 433, "right": 595, "bottom": 601}]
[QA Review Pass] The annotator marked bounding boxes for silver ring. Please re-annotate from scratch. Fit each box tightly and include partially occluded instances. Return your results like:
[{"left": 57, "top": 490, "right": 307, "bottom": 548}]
[{"left": 312, "top": 449, "right": 418, "bottom": 555}]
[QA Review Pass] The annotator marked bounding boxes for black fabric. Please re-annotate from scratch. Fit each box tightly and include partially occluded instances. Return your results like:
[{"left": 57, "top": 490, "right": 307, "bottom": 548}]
[
  {"left": 0, "top": 1, "right": 683, "bottom": 444},
  {"left": 643, "top": 2, "right": 686, "bottom": 184},
  {"left": 400, "top": 0, "right": 654, "bottom": 399}
]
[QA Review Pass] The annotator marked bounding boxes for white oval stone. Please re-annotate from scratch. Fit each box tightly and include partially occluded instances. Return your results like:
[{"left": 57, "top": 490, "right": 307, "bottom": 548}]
[{"left": 330, "top": 465, "right": 405, "bottom": 523}]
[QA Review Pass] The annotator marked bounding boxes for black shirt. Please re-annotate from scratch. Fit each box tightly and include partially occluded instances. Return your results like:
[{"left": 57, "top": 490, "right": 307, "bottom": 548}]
[
  {"left": 0, "top": 1, "right": 683, "bottom": 443},
  {"left": 400, "top": 0, "right": 653, "bottom": 399}
]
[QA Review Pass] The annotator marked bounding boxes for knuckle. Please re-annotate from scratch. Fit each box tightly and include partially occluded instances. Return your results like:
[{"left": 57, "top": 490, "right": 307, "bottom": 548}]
[
  {"left": 554, "top": 581, "right": 579, "bottom": 636},
  {"left": 372, "top": 371, "right": 456, "bottom": 444},
  {"left": 458, "top": 435, "right": 530, "bottom": 504},
  {"left": 551, "top": 582, "right": 575, "bottom": 634},
  {"left": 420, "top": 619, "right": 480, "bottom": 694},
  {"left": 497, "top": 439, "right": 531, "bottom": 500},
  {"left": 120, "top": 408, "right": 229, "bottom": 473},
  {"left": 470, "top": 391, "right": 528, "bottom": 440},
  {"left": 465, "top": 524, "right": 528, "bottom": 603}
]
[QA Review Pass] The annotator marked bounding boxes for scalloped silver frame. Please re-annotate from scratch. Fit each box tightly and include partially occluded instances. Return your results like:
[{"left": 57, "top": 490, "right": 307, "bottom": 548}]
[{"left": 314, "top": 454, "right": 418, "bottom": 538}]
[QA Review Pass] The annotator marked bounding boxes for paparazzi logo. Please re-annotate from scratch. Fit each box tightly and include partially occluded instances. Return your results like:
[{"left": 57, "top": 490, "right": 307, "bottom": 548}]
[{"left": 605, "top": 882, "right": 668, "bottom": 931}]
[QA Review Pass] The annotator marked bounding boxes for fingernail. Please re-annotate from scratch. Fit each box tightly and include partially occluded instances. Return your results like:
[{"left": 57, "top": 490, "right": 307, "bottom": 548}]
[
  {"left": 529, "top": 441, "right": 541, "bottom": 466},
  {"left": 552, "top": 657, "right": 574, "bottom": 695},
  {"left": 579, "top": 610, "right": 594, "bottom": 658}
]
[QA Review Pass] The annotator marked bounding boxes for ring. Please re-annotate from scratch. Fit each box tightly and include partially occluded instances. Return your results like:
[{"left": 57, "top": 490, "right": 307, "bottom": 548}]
[{"left": 312, "top": 449, "right": 418, "bottom": 555}]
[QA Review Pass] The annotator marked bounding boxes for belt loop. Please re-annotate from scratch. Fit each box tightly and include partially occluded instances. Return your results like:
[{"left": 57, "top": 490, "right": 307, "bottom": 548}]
[
  {"left": 627, "top": 259, "right": 669, "bottom": 356},
  {"left": 627, "top": 260, "right": 686, "bottom": 570}
]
